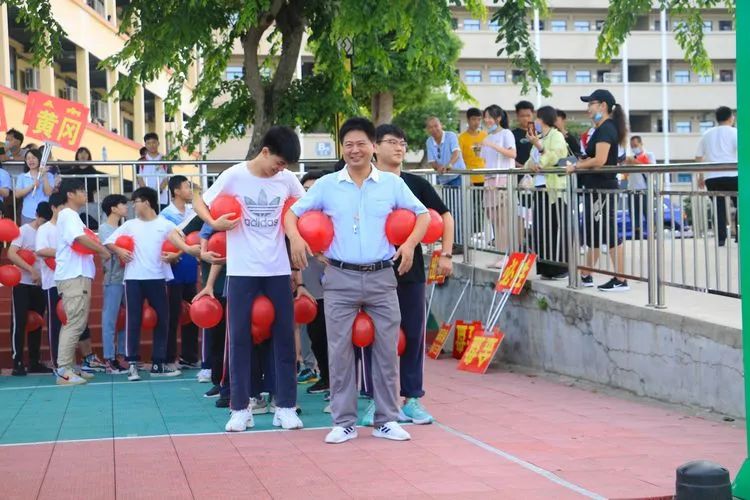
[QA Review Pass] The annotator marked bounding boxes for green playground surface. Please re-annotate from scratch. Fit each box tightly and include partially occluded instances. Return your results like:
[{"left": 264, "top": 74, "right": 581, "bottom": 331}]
[{"left": 0, "top": 370, "right": 352, "bottom": 445}]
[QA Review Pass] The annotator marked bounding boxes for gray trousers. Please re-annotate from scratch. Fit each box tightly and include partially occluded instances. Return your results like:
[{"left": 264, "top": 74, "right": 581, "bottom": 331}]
[{"left": 323, "top": 265, "right": 400, "bottom": 427}]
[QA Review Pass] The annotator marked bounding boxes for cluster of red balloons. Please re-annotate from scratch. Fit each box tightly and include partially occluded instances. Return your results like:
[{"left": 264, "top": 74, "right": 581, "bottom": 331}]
[
  {"left": 350, "top": 311, "right": 407, "bottom": 356},
  {"left": 297, "top": 211, "right": 334, "bottom": 253},
  {"left": 162, "top": 239, "right": 180, "bottom": 254},
  {"left": 72, "top": 228, "right": 100, "bottom": 255},
  {"left": 207, "top": 231, "right": 226, "bottom": 258},
  {"left": 210, "top": 195, "right": 242, "bottom": 222},
  {"left": 252, "top": 295, "right": 275, "bottom": 344},
  {"left": 44, "top": 257, "right": 56, "bottom": 270},
  {"left": 0, "top": 218, "right": 20, "bottom": 242},
  {"left": 185, "top": 231, "right": 201, "bottom": 246},
  {"left": 0, "top": 265, "right": 21, "bottom": 287},
  {"left": 16, "top": 249, "right": 36, "bottom": 266},
  {"left": 385, "top": 208, "right": 443, "bottom": 246},
  {"left": 190, "top": 296, "right": 223, "bottom": 329}
]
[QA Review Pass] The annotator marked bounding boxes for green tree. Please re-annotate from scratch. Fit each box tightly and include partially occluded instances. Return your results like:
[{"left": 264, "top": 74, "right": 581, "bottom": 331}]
[{"left": 393, "top": 92, "right": 459, "bottom": 166}]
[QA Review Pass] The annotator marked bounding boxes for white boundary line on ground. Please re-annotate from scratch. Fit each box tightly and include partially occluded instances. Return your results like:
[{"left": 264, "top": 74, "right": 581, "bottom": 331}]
[
  {"left": 435, "top": 422, "right": 607, "bottom": 500},
  {"left": 0, "top": 377, "right": 193, "bottom": 391}
]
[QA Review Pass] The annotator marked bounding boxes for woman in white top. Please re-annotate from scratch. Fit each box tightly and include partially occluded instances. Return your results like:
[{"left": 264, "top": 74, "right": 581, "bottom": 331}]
[
  {"left": 480, "top": 105, "right": 516, "bottom": 268},
  {"left": 14, "top": 149, "right": 56, "bottom": 224}
]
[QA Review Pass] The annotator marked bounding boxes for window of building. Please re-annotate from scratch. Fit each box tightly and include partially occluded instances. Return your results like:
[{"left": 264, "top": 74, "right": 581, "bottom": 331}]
[
  {"left": 720, "top": 69, "right": 734, "bottom": 82},
  {"left": 698, "top": 73, "right": 713, "bottom": 84},
  {"left": 575, "top": 70, "right": 591, "bottom": 83},
  {"left": 672, "top": 20, "right": 687, "bottom": 31},
  {"left": 530, "top": 20, "right": 545, "bottom": 30},
  {"left": 719, "top": 20, "right": 733, "bottom": 31},
  {"left": 595, "top": 20, "right": 605, "bottom": 30},
  {"left": 9, "top": 46, "right": 17, "bottom": 91},
  {"left": 673, "top": 70, "right": 690, "bottom": 84},
  {"left": 451, "top": 18, "right": 458, "bottom": 30},
  {"left": 489, "top": 70, "right": 506, "bottom": 84},
  {"left": 675, "top": 121, "right": 692, "bottom": 134},
  {"left": 123, "top": 118, "right": 134, "bottom": 140},
  {"left": 700, "top": 120, "right": 715, "bottom": 133},
  {"left": 464, "top": 70, "right": 482, "bottom": 83},
  {"left": 488, "top": 19, "right": 500, "bottom": 32},
  {"left": 654, "top": 20, "right": 661, "bottom": 31},
  {"left": 551, "top": 20, "right": 567, "bottom": 32},
  {"left": 550, "top": 70, "right": 568, "bottom": 83},
  {"left": 655, "top": 70, "right": 670, "bottom": 83},
  {"left": 463, "top": 19, "right": 481, "bottom": 31},
  {"left": 597, "top": 70, "right": 611, "bottom": 83},
  {"left": 574, "top": 21, "right": 591, "bottom": 32},
  {"left": 702, "top": 21, "right": 713, "bottom": 32},
  {"left": 512, "top": 70, "right": 526, "bottom": 83},
  {"left": 225, "top": 66, "right": 243, "bottom": 80}
]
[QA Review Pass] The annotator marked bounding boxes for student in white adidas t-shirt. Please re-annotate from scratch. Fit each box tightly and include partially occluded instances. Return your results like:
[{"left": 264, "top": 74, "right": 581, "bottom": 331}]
[
  {"left": 7, "top": 201, "right": 52, "bottom": 376},
  {"left": 55, "top": 179, "right": 111, "bottom": 386},
  {"left": 193, "top": 126, "right": 307, "bottom": 433},
  {"left": 105, "top": 187, "right": 180, "bottom": 381}
]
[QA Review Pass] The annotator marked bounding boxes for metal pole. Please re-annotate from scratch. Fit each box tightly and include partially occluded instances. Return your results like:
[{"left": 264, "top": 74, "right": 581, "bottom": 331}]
[
  {"left": 660, "top": 9, "right": 670, "bottom": 165},
  {"left": 646, "top": 172, "right": 657, "bottom": 306},
  {"left": 567, "top": 173, "right": 579, "bottom": 288},
  {"left": 655, "top": 172, "right": 666, "bottom": 308},
  {"left": 534, "top": 9, "right": 541, "bottom": 109},
  {"left": 462, "top": 182, "right": 471, "bottom": 263},
  {"left": 507, "top": 173, "right": 518, "bottom": 253},
  {"left": 731, "top": 0, "right": 750, "bottom": 495}
]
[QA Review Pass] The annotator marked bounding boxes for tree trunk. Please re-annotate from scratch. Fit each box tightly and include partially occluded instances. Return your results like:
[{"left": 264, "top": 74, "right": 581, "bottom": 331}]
[
  {"left": 242, "top": 0, "right": 306, "bottom": 159},
  {"left": 371, "top": 92, "right": 394, "bottom": 126}
]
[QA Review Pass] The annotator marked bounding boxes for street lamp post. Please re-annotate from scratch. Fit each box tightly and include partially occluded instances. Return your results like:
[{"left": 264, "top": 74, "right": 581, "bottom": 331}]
[{"left": 334, "top": 37, "right": 354, "bottom": 160}]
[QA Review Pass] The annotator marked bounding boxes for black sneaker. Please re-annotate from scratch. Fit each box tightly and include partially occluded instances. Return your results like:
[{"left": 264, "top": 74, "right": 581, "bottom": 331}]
[
  {"left": 150, "top": 363, "right": 182, "bottom": 377},
  {"left": 597, "top": 278, "right": 630, "bottom": 292},
  {"left": 216, "top": 395, "right": 230, "bottom": 408},
  {"left": 11, "top": 364, "right": 27, "bottom": 376},
  {"left": 581, "top": 275, "right": 594, "bottom": 288},
  {"left": 204, "top": 384, "right": 221, "bottom": 398},
  {"left": 28, "top": 362, "right": 53, "bottom": 374},
  {"left": 178, "top": 357, "right": 200, "bottom": 369},
  {"left": 307, "top": 379, "right": 330, "bottom": 394}
]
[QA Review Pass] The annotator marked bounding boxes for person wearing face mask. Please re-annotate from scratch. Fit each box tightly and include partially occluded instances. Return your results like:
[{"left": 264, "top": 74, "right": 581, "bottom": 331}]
[
  {"left": 566, "top": 89, "right": 629, "bottom": 292},
  {"left": 526, "top": 106, "right": 569, "bottom": 279},
  {"left": 480, "top": 105, "right": 516, "bottom": 269},
  {"left": 625, "top": 136, "right": 656, "bottom": 239}
]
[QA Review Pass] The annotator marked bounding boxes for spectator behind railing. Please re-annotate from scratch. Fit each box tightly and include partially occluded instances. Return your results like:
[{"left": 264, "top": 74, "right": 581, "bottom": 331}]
[
  {"left": 526, "top": 105, "right": 568, "bottom": 280},
  {"left": 0, "top": 128, "right": 27, "bottom": 177},
  {"left": 14, "top": 149, "right": 56, "bottom": 225},
  {"left": 625, "top": 135, "right": 656, "bottom": 239},
  {"left": 137, "top": 133, "right": 172, "bottom": 211},
  {"left": 696, "top": 106, "right": 738, "bottom": 247},
  {"left": 59, "top": 146, "right": 108, "bottom": 229},
  {"left": 567, "top": 89, "right": 630, "bottom": 292}
]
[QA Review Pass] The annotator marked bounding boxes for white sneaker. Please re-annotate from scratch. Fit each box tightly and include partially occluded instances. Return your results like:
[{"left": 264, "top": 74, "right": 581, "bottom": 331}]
[
  {"left": 323, "top": 404, "right": 331, "bottom": 414},
  {"left": 373, "top": 421, "right": 411, "bottom": 441},
  {"left": 75, "top": 369, "right": 94, "bottom": 380},
  {"left": 325, "top": 426, "right": 358, "bottom": 444},
  {"left": 272, "top": 407, "right": 303, "bottom": 429},
  {"left": 197, "top": 369, "right": 212, "bottom": 383},
  {"left": 56, "top": 367, "right": 87, "bottom": 386},
  {"left": 127, "top": 364, "right": 141, "bottom": 382},
  {"left": 249, "top": 397, "right": 269, "bottom": 415},
  {"left": 225, "top": 409, "right": 254, "bottom": 432}
]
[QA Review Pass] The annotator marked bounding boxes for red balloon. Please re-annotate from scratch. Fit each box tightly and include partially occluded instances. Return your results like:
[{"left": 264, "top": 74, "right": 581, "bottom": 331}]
[
  {"left": 116, "top": 307, "right": 126, "bottom": 331},
  {"left": 190, "top": 296, "right": 223, "bottom": 329},
  {"left": 72, "top": 228, "right": 99, "bottom": 255},
  {"left": 0, "top": 218, "right": 20, "bottom": 242},
  {"left": 294, "top": 295, "right": 318, "bottom": 324},
  {"left": 422, "top": 209, "right": 444, "bottom": 244},
  {"left": 252, "top": 324, "right": 271, "bottom": 345},
  {"left": 297, "top": 211, "right": 334, "bottom": 253},
  {"left": 44, "top": 257, "right": 56, "bottom": 270},
  {"left": 180, "top": 300, "right": 192, "bottom": 326},
  {"left": 185, "top": 231, "right": 201, "bottom": 246},
  {"left": 0, "top": 265, "right": 22, "bottom": 287},
  {"left": 210, "top": 195, "right": 242, "bottom": 222},
  {"left": 115, "top": 235, "right": 135, "bottom": 252},
  {"left": 207, "top": 231, "right": 226, "bottom": 258},
  {"left": 162, "top": 239, "right": 179, "bottom": 254},
  {"left": 282, "top": 196, "right": 299, "bottom": 222},
  {"left": 352, "top": 311, "right": 375, "bottom": 347},
  {"left": 252, "top": 295, "right": 275, "bottom": 330},
  {"left": 26, "top": 311, "right": 44, "bottom": 332},
  {"left": 385, "top": 209, "right": 416, "bottom": 246},
  {"left": 142, "top": 303, "right": 157, "bottom": 330},
  {"left": 398, "top": 327, "right": 406, "bottom": 356},
  {"left": 17, "top": 248, "right": 36, "bottom": 266},
  {"left": 56, "top": 299, "right": 67, "bottom": 325}
]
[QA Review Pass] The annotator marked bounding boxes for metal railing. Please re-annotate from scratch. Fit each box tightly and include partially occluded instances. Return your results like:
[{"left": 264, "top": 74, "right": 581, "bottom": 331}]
[
  {"left": 416, "top": 162, "right": 739, "bottom": 308},
  {"left": 0, "top": 158, "right": 737, "bottom": 307}
]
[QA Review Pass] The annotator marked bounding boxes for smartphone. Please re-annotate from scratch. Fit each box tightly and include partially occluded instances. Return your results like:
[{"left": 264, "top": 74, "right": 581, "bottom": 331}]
[{"left": 527, "top": 123, "right": 535, "bottom": 136}]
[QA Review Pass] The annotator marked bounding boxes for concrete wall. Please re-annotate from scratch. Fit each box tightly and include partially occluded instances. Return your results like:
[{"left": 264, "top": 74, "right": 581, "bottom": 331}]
[{"left": 430, "top": 264, "right": 744, "bottom": 418}]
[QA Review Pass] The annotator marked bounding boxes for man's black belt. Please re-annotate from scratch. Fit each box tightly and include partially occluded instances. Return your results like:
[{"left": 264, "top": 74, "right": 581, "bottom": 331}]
[{"left": 328, "top": 259, "right": 393, "bottom": 272}]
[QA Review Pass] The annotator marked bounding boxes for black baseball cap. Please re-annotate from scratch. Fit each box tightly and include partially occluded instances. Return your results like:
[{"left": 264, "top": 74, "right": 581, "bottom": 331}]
[{"left": 580, "top": 89, "right": 616, "bottom": 107}]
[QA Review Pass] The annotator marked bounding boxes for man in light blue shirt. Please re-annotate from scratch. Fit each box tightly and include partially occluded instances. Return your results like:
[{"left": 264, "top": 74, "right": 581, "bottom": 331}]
[
  {"left": 426, "top": 116, "right": 465, "bottom": 247},
  {"left": 287, "top": 117, "right": 429, "bottom": 445}
]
